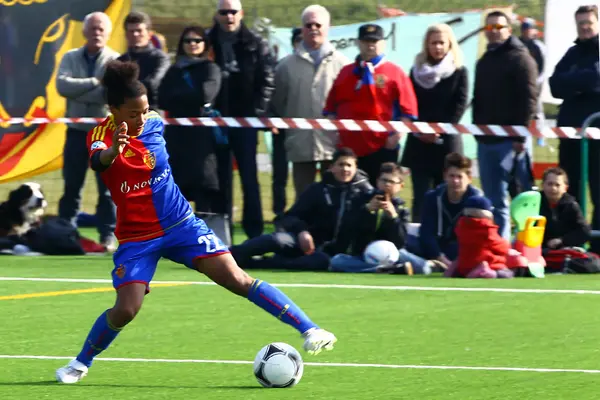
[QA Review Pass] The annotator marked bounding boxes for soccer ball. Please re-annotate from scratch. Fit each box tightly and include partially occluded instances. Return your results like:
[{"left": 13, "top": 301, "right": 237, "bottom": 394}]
[
  {"left": 253, "top": 342, "right": 304, "bottom": 388},
  {"left": 363, "top": 240, "right": 400, "bottom": 266}
]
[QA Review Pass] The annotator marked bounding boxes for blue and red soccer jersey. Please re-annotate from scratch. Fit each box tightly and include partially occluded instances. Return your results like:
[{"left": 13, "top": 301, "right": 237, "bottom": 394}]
[
  {"left": 87, "top": 112, "right": 228, "bottom": 292},
  {"left": 86, "top": 112, "right": 193, "bottom": 243},
  {"left": 323, "top": 58, "right": 418, "bottom": 157}
]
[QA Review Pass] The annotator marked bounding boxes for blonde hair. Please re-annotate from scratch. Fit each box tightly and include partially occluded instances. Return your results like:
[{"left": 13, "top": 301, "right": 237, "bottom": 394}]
[{"left": 414, "top": 23, "right": 463, "bottom": 68}]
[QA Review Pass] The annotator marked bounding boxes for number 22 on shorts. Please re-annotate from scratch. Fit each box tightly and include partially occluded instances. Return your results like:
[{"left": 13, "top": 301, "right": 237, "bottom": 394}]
[{"left": 198, "top": 234, "right": 227, "bottom": 253}]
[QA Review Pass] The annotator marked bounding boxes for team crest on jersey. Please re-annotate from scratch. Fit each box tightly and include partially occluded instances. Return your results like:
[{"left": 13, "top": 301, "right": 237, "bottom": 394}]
[
  {"left": 90, "top": 141, "right": 107, "bottom": 151},
  {"left": 142, "top": 151, "right": 156, "bottom": 170},
  {"left": 115, "top": 264, "right": 126, "bottom": 279},
  {"left": 375, "top": 74, "right": 386, "bottom": 88}
]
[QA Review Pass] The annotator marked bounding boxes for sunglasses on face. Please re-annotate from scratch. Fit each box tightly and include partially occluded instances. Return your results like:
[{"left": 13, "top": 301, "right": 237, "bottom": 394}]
[
  {"left": 304, "top": 22, "right": 322, "bottom": 29},
  {"left": 183, "top": 38, "right": 204, "bottom": 44},
  {"left": 218, "top": 9, "right": 238, "bottom": 16},
  {"left": 484, "top": 23, "right": 508, "bottom": 31}
]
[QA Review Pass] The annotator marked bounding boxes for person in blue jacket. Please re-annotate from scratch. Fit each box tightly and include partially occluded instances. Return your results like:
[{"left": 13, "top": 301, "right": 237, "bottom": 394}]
[
  {"left": 549, "top": 4, "right": 600, "bottom": 252},
  {"left": 417, "top": 152, "right": 482, "bottom": 267}
]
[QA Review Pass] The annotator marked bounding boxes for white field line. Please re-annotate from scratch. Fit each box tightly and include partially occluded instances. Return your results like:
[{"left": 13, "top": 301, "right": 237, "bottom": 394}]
[
  {"left": 0, "top": 355, "right": 599, "bottom": 374},
  {"left": 1, "top": 276, "right": 600, "bottom": 295}
]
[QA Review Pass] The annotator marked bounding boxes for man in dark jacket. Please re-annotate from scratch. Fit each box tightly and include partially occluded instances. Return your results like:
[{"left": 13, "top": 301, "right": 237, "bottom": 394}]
[
  {"left": 539, "top": 167, "right": 591, "bottom": 250},
  {"left": 117, "top": 11, "right": 170, "bottom": 110},
  {"left": 209, "top": 0, "right": 275, "bottom": 239},
  {"left": 549, "top": 5, "right": 600, "bottom": 251},
  {"left": 417, "top": 153, "right": 482, "bottom": 266},
  {"left": 472, "top": 10, "right": 538, "bottom": 241},
  {"left": 230, "top": 148, "right": 372, "bottom": 270}
]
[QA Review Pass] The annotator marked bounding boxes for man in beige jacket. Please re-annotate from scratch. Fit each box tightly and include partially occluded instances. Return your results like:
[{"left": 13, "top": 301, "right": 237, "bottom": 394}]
[
  {"left": 271, "top": 4, "right": 349, "bottom": 200},
  {"left": 55, "top": 12, "right": 119, "bottom": 251}
]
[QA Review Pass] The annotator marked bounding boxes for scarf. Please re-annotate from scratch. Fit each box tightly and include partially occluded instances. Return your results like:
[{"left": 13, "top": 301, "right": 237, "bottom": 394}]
[
  {"left": 412, "top": 52, "right": 457, "bottom": 90},
  {"left": 217, "top": 28, "right": 240, "bottom": 74},
  {"left": 174, "top": 55, "right": 206, "bottom": 69},
  {"left": 353, "top": 53, "right": 385, "bottom": 89},
  {"left": 303, "top": 41, "right": 335, "bottom": 66},
  {"left": 352, "top": 54, "right": 385, "bottom": 118}
]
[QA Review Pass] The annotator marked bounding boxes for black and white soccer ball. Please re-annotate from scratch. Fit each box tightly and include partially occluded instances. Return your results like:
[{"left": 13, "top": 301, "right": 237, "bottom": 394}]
[{"left": 253, "top": 342, "right": 304, "bottom": 388}]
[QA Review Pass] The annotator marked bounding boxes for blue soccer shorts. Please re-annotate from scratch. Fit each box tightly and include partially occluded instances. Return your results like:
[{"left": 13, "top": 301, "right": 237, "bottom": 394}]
[{"left": 111, "top": 216, "right": 229, "bottom": 293}]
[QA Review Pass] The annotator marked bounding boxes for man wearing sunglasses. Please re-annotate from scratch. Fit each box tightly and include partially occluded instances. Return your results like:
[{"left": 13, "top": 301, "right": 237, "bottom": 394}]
[
  {"left": 208, "top": 0, "right": 275, "bottom": 239},
  {"left": 270, "top": 5, "right": 349, "bottom": 203},
  {"left": 549, "top": 5, "right": 600, "bottom": 253},
  {"left": 472, "top": 10, "right": 538, "bottom": 241}
]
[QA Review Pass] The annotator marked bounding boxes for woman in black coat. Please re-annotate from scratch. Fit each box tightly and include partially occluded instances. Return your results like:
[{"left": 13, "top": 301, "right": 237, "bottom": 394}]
[
  {"left": 400, "top": 23, "right": 468, "bottom": 222},
  {"left": 158, "top": 26, "right": 222, "bottom": 213}
]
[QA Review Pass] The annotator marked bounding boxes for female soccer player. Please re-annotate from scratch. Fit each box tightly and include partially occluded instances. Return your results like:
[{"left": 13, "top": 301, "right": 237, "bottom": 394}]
[{"left": 56, "top": 60, "right": 337, "bottom": 384}]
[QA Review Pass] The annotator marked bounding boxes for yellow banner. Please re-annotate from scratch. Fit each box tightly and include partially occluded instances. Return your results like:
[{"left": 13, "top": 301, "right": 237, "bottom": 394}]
[{"left": 0, "top": 0, "right": 130, "bottom": 182}]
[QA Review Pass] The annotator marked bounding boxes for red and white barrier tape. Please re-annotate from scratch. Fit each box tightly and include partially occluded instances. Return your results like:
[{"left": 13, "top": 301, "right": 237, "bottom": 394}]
[{"left": 1, "top": 117, "right": 597, "bottom": 139}]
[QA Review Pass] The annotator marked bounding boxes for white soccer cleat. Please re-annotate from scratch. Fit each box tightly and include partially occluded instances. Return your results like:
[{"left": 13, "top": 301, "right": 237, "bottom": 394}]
[
  {"left": 55, "top": 359, "right": 88, "bottom": 384},
  {"left": 302, "top": 328, "right": 337, "bottom": 355}
]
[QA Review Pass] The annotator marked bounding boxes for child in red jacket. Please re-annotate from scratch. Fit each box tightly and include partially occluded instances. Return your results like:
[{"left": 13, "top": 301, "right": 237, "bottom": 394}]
[{"left": 445, "top": 196, "right": 514, "bottom": 278}]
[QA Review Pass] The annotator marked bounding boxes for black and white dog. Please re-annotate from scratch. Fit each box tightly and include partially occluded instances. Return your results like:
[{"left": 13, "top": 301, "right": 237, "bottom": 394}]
[{"left": 0, "top": 182, "right": 48, "bottom": 236}]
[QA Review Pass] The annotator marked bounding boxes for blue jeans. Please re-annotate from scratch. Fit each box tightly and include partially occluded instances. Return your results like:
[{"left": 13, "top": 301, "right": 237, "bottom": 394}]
[
  {"left": 477, "top": 141, "right": 532, "bottom": 240},
  {"left": 329, "top": 249, "right": 432, "bottom": 275}
]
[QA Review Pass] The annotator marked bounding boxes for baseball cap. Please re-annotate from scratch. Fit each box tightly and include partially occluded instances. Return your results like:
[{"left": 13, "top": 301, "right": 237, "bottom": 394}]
[{"left": 358, "top": 24, "right": 384, "bottom": 41}]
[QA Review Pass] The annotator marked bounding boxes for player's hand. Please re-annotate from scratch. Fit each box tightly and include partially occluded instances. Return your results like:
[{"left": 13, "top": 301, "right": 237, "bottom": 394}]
[
  {"left": 112, "top": 122, "right": 130, "bottom": 154},
  {"left": 297, "top": 231, "right": 315, "bottom": 255},
  {"left": 384, "top": 132, "right": 401, "bottom": 149},
  {"left": 547, "top": 238, "right": 563, "bottom": 249},
  {"left": 272, "top": 127, "right": 279, "bottom": 134}
]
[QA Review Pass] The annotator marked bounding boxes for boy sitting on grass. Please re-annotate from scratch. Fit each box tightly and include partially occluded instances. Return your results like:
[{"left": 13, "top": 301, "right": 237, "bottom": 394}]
[
  {"left": 540, "top": 167, "right": 591, "bottom": 251},
  {"left": 330, "top": 163, "right": 441, "bottom": 275}
]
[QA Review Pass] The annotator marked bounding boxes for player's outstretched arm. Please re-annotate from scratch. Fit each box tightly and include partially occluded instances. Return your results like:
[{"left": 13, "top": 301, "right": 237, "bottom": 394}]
[{"left": 91, "top": 122, "right": 130, "bottom": 171}]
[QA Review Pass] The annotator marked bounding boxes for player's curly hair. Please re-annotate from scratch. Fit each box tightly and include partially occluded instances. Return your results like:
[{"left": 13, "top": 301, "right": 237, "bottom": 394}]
[{"left": 102, "top": 60, "right": 147, "bottom": 107}]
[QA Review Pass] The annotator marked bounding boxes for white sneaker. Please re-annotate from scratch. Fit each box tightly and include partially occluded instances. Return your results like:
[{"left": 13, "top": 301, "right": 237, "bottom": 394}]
[
  {"left": 302, "top": 328, "right": 337, "bottom": 355},
  {"left": 55, "top": 359, "right": 88, "bottom": 384}
]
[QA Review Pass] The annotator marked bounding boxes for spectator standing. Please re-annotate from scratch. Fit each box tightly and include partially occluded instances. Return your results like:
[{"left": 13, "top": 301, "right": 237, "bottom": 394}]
[
  {"left": 271, "top": 5, "right": 349, "bottom": 201},
  {"left": 323, "top": 23, "right": 418, "bottom": 186},
  {"left": 549, "top": 5, "right": 600, "bottom": 252},
  {"left": 55, "top": 12, "right": 118, "bottom": 251},
  {"left": 158, "top": 26, "right": 221, "bottom": 213},
  {"left": 472, "top": 10, "right": 538, "bottom": 240},
  {"left": 401, "top": 23, "right": 468, "bottom": 222},
  {"left": 208, "top": 0, "right": 275, "bottom": 239},
  {"left": 270, "top": 27, "right": 304, "bottom": 219},
  {"left": 117, "top": 11, "right": 170, "bottom": 110},
  {"left": 519, "top": 17, "right": 547, "bottom": 126}
]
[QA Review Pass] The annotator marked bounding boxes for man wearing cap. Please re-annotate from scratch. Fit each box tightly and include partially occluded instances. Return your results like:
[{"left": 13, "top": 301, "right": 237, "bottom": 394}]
[
  {"left": 323, "top": 23, "right": 418, "bottom": 186},
  {"left": 270, "top": 5, "right": 350, "bottom": 202}
]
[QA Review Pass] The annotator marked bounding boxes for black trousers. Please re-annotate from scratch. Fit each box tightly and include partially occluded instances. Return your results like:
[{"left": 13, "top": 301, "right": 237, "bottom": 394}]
[
  {"left": 357, "top": 147, "right": 400, "bottom": 187},
  {"left": 229, "top": 232, "right": 330, "bottom": 271},
  {"left": 271, "top": 129, "right": 288, "bottom": 217},
  {"left": 410, "top": 167, "right": 444, "bottom": 223},
  {"left": 58, "top": 127, "right": 116, "bottom": 241},
  {"left": 215, "top": 127, "right": 264, "bottom": 239}
]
